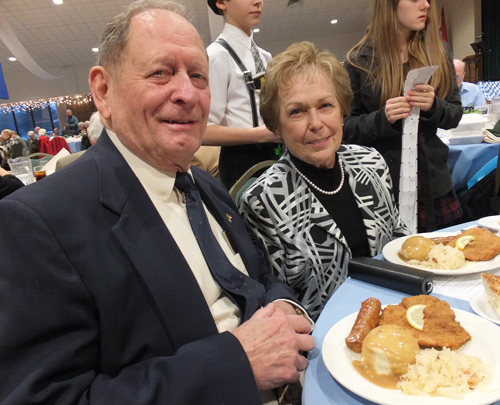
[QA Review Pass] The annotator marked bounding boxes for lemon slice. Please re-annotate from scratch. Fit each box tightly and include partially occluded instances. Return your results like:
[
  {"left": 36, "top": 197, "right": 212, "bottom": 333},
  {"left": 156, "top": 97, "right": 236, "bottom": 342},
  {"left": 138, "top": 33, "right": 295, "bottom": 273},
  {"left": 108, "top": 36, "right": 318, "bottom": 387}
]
[
  {"left": 456, "top": 235, "right": 475, "bottom": 250},
  {"left": 406, "top": 305, "right": 426, "bottom": 330}
]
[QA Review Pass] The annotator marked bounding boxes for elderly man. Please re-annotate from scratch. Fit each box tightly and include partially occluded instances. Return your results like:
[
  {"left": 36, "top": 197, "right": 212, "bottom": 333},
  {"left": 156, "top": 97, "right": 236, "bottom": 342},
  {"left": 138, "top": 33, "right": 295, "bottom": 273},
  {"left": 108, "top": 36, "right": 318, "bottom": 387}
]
[
  {"left": 66, "top": 108, "right": 79, "bottom": 131},
  {"left": 0, "top": 1, "right": 313, "bottom": 404},
  {"left": 453, "top": 59, "right": 487, "bottom": 109},
  {"left": 27, "top": 130, "right": 39, "bottom": 154},
  {"left": 0, "top": 129, "right": 28, "bottom": 165}
]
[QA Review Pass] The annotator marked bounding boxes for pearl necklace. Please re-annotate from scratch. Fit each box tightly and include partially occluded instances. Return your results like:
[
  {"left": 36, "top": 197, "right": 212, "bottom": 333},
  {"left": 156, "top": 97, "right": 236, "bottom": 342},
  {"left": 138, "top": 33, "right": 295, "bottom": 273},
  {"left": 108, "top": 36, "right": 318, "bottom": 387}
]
[{"left": 290, "top": 159, "right": 345, "bottom": 195}]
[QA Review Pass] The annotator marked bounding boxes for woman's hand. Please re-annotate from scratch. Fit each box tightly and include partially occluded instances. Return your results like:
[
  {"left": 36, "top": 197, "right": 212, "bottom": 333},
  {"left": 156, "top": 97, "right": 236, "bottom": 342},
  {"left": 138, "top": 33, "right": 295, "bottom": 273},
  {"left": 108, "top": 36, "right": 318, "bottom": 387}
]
[
  {"left": 408, "top": 84, "right": 435, "bottom": 112},
  {"left": 384, "top": 96, "right": 412, "bottom": 124}
]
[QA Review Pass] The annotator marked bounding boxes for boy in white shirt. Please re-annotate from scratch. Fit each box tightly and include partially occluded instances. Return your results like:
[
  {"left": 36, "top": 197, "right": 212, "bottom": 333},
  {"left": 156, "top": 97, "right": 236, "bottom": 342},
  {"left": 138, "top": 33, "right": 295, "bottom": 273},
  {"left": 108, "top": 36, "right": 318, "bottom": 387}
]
[{"left": 205, "top": 0, "right": 281, "bottom": 189}]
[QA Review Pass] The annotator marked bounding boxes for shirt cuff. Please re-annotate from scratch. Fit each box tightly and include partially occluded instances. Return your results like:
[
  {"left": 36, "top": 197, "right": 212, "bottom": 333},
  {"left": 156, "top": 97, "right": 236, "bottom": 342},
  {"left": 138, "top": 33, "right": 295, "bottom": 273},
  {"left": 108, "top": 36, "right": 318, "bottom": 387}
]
[{"left": 274, "top": 299, "right": 315, "bottom": 332}]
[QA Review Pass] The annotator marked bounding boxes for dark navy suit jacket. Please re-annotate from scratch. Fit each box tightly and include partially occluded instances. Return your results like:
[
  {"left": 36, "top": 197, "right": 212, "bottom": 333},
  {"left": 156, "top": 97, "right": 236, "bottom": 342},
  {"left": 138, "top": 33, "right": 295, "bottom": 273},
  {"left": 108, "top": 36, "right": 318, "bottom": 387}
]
[{"left": 0, "top": 130, "right": 299, "bottom": 404}]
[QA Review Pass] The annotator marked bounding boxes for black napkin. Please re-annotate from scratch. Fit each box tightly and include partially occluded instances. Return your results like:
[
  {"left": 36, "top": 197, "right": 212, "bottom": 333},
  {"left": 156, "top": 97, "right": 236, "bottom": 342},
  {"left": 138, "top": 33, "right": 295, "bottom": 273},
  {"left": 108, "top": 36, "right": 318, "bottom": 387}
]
[{"left": 348, "top": 257, "right": 434, "bottom": 296}]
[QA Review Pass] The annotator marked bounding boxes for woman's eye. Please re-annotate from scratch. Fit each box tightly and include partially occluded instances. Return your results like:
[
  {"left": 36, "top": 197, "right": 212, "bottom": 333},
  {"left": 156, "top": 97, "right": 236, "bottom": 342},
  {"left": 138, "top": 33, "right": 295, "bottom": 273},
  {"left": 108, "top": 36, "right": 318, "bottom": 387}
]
[
  {"left": 151, "top": 70, "right": 164, "bottom": 76},
  {"left": 289, "top": 109, "right": 301, "bottom": 116},
  {"left": 320, "top": 103, "right": 333, "bottom": 109}
]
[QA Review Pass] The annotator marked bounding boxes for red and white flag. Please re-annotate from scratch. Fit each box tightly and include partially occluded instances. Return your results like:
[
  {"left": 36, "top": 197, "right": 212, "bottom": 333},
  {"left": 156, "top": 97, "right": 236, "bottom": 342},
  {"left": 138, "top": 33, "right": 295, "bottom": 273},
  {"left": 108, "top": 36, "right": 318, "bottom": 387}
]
[{"left": 440, "top": 6, "right": 448, "bottom": 43}]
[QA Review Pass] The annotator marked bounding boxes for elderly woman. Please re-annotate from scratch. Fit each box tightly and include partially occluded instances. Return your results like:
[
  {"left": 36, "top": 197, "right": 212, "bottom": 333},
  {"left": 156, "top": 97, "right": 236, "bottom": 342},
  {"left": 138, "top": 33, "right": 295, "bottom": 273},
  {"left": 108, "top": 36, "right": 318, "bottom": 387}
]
[{"left": 238, "top": 42, "right": 409, "bottom": 320}]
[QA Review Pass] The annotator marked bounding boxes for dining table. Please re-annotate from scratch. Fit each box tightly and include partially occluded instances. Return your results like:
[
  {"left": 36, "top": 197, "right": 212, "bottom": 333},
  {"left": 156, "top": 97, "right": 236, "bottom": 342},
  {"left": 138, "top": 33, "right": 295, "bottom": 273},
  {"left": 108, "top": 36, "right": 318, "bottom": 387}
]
[
  {"left": 66, "top": 137, "right": 82, "bottom": 154},
  {"left": 302, "top": 221, "right": 500, "bottom": 405},
  {"left": 447, "top": 142, "right": 499, "bottom": 193}
]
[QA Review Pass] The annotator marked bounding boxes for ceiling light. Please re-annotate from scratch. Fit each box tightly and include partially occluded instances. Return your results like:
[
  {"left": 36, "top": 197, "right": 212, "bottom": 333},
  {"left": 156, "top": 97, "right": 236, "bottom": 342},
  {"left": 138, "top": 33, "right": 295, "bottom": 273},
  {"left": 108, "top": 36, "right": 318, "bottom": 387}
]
[
  {"left": 253, "top": 28, "right": 260, "bottom": 33},
  {"left": 331, "top": 19, "right": 338, "bottom": 24},
  {"left": 8, "top": 57, "right": 17, "bottom": 62},
  {"left": 92, "top": 48, "right": 99, "bottom": 53},
  {"left": 53, "top": 0, "right": 63, "bottom": 4}
]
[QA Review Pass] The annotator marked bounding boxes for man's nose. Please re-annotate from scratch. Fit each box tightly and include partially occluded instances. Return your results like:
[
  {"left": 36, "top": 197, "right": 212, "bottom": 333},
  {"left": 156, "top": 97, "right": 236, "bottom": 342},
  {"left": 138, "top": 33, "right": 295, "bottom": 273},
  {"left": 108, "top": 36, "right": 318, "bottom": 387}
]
[{"left": 171, "top": 74, "right": 198, "bottom": 104}]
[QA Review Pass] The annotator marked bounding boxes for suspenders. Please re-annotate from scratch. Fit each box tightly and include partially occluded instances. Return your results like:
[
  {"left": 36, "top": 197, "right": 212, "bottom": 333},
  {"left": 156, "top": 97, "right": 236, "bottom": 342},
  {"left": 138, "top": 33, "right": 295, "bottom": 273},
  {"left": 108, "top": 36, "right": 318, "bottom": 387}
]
[{"left": 215, "top": 38, "right": 259, "bottom": 128}]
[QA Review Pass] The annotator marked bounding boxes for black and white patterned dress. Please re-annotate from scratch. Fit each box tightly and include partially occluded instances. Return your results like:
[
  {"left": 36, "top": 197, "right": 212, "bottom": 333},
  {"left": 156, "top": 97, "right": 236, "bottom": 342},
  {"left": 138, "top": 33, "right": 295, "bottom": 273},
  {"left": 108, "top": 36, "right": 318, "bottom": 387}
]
[{"left": 239, "top": 145, "right": 410, "bottom": 320}]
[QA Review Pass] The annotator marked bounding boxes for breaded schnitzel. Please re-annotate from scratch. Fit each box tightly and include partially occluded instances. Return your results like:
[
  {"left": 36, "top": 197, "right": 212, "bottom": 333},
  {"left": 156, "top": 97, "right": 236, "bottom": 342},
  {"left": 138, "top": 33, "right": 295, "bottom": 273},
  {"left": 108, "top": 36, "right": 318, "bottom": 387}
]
[
  {"left": 378, "top": 295, "right": 471, "bottom": 350},
  {"left": 446, "top": 228, "right": 500, "bottom": 261}
]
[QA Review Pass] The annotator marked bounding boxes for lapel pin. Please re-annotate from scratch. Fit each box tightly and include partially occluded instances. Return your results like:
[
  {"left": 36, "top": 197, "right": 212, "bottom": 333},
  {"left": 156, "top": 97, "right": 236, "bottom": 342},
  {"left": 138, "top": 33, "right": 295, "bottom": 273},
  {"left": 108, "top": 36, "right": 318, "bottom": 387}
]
[{"left": 226, "top": 213, "right": 232, "bottom": 223}]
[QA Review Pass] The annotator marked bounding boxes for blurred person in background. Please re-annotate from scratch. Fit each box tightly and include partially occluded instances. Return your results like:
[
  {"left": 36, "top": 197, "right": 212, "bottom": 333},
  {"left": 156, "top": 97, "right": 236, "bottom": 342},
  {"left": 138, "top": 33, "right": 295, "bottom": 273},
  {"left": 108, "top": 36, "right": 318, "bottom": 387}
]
[
  {"left": 27, "top": 131, "right": 39, "bottom": 154},
  {"left": 453, "top": 59, "right": 486, "bottom": 109},
  {"left": 66, "top": 109, "right": 79, "bottom": 131}
]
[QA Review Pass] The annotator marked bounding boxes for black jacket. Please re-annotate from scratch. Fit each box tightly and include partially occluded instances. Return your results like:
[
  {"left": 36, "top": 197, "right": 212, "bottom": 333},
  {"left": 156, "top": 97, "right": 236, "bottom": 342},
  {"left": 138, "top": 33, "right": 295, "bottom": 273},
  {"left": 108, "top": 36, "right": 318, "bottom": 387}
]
[
  {"left": 343, "top": 42, "right": 462, "bottom": 230},
  {"left": 0, "top": 174, "right": 23, "bottom": 200}
]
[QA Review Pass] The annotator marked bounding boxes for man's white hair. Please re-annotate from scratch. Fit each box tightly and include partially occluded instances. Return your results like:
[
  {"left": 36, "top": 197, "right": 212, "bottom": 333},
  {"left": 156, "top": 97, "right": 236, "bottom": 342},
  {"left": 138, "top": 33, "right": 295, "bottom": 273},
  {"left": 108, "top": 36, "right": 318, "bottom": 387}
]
[{"left": 89, "top": 111, "right": 105, "bottom": 144}]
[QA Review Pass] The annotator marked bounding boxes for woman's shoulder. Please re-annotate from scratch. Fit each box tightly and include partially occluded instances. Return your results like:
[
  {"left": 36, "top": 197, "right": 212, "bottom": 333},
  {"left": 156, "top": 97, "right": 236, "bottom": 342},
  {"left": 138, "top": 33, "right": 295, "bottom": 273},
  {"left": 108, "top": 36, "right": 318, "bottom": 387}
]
[{"left": 243, "top": 158, "right": 293, "bottom": 195}]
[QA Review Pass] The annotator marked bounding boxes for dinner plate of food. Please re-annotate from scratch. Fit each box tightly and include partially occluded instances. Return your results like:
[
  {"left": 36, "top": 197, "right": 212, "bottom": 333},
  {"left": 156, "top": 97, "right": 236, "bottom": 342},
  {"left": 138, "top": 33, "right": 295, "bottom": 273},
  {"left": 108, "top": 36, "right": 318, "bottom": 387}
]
[
  {"left": 382, "top": 228, "right": 500, "bottom": 275},
  {"left": 322, "top": 295, "right": 500, "bottom": 405},
  {"left": 470, "top": 273, "right": 500, "bottom": 325},
  {"left": 477, "top": 215, "right": 500, "bottom": 232}
]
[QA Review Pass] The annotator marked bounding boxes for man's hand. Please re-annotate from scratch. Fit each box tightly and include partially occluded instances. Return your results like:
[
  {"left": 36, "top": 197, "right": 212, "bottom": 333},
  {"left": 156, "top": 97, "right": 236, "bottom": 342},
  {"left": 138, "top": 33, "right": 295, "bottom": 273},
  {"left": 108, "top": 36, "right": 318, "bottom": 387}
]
[
  {"left": 384, "top": 96, "right": 412, "bottom": 124},
  {"left": 232, "top": 303, "right": 314, "bottom": 391},
  {"left": 408, "top": 84, "right": 435, "bottom": 112}
]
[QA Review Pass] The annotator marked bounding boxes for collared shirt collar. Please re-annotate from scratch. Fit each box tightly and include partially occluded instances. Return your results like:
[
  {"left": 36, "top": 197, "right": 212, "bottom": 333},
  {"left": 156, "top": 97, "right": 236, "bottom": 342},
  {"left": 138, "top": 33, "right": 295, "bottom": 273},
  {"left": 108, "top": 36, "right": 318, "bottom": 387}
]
[
  {"left": 223, "top": 22, "right": 254, "bottom": 49},
  {"left": 106, "top": 128, "right": 193, "bottom": 202}
]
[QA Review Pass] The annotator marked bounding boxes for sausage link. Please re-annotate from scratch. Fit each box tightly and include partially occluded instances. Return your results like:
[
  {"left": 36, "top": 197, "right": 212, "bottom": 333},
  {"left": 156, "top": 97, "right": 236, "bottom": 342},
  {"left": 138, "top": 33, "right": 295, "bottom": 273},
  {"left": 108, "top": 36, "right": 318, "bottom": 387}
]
[{"left": 345, "top": 297, "right": 381, "bottom": 353}]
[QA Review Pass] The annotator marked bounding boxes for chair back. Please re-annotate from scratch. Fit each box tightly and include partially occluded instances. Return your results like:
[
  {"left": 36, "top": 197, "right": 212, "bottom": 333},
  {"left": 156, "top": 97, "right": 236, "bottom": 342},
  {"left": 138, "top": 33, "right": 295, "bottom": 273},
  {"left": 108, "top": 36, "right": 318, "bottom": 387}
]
[
  {"left": 50, "top": 137, "right": 71, "bottom": 154},
  {"left": 229, "top": 160, "right": 277, "bottom": 204},
  {"left": 38, "top": 137, "right": 52, "bottom": 154},
  {"left": 28, "top": 153, "right": 54, "bottom": 175},
  {"left": 10, "top": 142, "right": 24, "bottom": 158}
]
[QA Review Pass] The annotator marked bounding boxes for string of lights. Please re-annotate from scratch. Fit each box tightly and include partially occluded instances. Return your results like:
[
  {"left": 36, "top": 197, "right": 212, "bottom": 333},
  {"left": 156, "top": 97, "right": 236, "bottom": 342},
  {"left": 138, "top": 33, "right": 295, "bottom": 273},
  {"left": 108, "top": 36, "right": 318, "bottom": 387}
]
[{"left": 0, "top": 93, "right": 94, "bottom": 114}]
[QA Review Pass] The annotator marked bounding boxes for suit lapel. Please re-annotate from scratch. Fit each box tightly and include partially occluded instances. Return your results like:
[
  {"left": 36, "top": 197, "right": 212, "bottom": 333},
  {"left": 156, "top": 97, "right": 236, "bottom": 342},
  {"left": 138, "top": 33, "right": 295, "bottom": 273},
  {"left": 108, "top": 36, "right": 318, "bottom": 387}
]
[{"left": 94, "top": 132, "right": 218, "bottom": 349}]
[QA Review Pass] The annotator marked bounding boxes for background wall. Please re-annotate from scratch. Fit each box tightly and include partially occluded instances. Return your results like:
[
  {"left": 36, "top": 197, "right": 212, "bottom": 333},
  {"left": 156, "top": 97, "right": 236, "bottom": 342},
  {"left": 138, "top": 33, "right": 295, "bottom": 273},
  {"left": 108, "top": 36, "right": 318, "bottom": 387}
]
[{"left": 0, "top": 0, "right": 485, "bottom": 104}]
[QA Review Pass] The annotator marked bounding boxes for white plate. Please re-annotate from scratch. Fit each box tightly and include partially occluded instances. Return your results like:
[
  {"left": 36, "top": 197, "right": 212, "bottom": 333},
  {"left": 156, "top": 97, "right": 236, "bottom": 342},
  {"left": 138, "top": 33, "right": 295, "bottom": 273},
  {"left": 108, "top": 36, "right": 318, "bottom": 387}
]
[
  {"left": 382, "top": 232, "right": 500, "bottom": 275},
  {"left": 478, "top": 216, "right": 500, "bottom": 232},
  {"left": 470, "top": 289, "right": 500, "bottom": 325},
  {"left": 322, "top": 308, "right": 500, "bottom": 405},
  {"left": 448, "top": 134, "right": 485, "bottom": 144}
]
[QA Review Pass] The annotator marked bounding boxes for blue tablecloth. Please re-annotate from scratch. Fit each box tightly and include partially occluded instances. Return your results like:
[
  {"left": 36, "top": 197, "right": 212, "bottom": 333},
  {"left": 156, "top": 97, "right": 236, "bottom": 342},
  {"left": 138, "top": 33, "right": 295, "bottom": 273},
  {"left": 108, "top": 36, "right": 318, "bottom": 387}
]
[
  {"left": 67, "top": 140, "right": 81, "bottom": 154},
  {"left": 447, "top": 142, "right": 499, "bottom": 192}
]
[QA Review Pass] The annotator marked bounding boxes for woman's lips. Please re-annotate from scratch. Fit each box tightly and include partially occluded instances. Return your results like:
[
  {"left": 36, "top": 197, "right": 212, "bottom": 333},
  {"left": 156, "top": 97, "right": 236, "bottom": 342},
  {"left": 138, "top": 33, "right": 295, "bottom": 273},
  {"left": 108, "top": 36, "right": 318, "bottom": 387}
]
[{"left": 308, "top": 136, "right": 330, "bottom": 146}]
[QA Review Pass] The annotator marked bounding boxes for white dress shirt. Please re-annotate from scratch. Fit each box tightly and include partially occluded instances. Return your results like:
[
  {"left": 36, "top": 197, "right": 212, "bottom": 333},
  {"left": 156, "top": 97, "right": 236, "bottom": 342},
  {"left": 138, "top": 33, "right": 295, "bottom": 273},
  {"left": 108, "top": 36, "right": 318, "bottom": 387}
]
[
  {"left": 107, "top": 130, "right": 246, "bottom": 333},
  {"left": 207, "top": 23, "right": 271, "bottom": 129}
]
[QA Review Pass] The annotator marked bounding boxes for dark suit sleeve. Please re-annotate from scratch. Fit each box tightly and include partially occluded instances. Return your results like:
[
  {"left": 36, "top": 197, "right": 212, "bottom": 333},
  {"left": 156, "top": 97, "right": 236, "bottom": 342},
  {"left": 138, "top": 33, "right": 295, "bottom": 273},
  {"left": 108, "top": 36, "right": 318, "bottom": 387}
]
[
  {"left": 0, "top": 198, "right": 261, "bottom": 405},
  {"left": 0, "top": 174, "right": 24, "bottom": 199}
]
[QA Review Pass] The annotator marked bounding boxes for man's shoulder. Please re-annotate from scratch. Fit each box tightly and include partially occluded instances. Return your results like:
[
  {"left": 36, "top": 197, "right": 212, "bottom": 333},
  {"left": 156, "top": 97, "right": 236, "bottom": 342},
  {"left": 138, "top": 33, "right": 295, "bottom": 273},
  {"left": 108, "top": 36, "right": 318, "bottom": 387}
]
[{"left": 462, "top": 81, "right": 481, "bottom": 91}]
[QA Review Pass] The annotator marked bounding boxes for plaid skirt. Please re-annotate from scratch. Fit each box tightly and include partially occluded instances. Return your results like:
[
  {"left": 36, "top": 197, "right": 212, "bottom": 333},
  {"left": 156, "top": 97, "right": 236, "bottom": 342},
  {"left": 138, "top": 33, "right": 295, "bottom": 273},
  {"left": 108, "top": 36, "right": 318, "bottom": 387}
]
[{"left": 418, "top": 190, "right": 463, "bottom": 232}]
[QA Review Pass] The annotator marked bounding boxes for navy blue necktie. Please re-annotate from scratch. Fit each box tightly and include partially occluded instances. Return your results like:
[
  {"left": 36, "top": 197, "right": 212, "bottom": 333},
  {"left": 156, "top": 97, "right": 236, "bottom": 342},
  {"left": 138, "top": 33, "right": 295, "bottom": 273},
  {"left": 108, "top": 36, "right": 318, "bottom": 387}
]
[{"left": 175, "top": 172, "right": 265, "bottom": 321}]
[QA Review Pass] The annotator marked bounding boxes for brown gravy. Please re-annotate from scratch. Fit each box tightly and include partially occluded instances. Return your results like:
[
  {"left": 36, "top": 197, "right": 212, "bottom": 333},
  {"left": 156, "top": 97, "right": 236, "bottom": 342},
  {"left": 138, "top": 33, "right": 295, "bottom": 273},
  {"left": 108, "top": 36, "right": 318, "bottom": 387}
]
[
  {"left": 352, "top": 360, "right": 400, "bottom": 389},
  {"left": 398, "top": 252, "right": 409, "bottom": 262}
]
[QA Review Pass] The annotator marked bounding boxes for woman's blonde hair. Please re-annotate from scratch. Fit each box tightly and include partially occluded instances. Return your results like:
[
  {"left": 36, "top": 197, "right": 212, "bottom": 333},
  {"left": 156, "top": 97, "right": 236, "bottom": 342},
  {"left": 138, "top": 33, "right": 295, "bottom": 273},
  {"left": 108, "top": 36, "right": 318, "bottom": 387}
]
[
  {"left": 347, "top": 0, "right": 453, "bottom": 106},
  {"left": 260, "top": 42, "right": 353, "bottom": 134}
]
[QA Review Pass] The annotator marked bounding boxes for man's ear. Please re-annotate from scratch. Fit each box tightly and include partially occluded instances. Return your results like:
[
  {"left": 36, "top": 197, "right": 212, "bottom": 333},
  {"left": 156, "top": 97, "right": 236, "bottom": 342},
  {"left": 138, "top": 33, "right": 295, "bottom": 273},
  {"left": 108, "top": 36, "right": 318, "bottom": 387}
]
[{"left": 89, "top": 66, "right": 112, "bottom": 121}]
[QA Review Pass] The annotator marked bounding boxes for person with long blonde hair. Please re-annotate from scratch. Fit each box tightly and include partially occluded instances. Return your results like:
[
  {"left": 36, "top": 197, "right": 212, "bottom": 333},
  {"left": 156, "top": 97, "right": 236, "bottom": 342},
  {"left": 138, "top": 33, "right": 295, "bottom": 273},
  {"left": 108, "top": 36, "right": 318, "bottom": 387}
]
[{"left": 343, "top": 0, "right": 463, "bottom": 232}]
